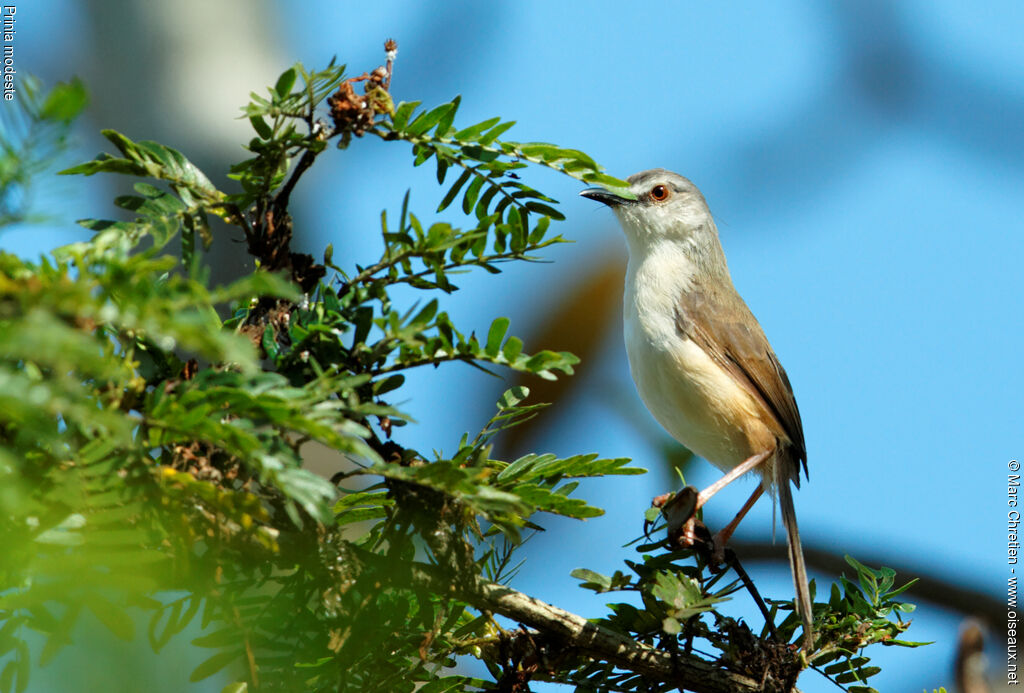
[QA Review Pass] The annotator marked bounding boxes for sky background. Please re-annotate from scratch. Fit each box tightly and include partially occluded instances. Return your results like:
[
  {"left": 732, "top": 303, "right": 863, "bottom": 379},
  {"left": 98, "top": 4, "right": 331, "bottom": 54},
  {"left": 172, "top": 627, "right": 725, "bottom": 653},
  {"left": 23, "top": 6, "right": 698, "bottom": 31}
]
[{"left": 4, "top": 1, "right": 1023, "bottom": 691}]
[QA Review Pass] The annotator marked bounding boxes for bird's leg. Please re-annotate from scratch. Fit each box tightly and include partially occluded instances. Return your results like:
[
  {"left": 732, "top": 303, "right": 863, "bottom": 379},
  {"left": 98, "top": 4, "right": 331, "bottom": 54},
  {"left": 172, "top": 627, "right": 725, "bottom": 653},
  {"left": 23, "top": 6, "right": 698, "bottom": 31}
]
[
  {"left": 711, "top": 484, "right": 765, "bottom": 565},
  {"left": 678, "top": 450, "right": 772, "bottom": 547},
  {"left": 696, "top": 450, "right": 771, "bottom": 509}
]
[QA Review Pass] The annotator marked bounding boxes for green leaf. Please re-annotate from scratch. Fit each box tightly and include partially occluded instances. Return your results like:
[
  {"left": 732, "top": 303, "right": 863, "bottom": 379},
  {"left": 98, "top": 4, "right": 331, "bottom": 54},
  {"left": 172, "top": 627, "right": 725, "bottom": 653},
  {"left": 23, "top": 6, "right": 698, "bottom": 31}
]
[
  {"left": 475, "top": 184, "right": 500, "bottom": 220},
  {"left": 454, "top": 116, "right": 501, "bottom": 142},
  {"left": 373, "top": 375, "right": 405, "bottom": 395},
  {"left": 497, "top": 386, "right": 529, "bottom": 411},
  {"left": 512, "top": 483, "right": 602, "bottom": 518},
  {"left": 571, "top": 568, "right": 612, "bottom": 590},
  {"left": 835, "top": 667, "right": 881, "bottom": 684},
  {"left": 353, "top": 306, "right": 373, "bottom": 346},
  {"left": 190, "top": 650, "right": 242, "bottom": 682},
  {"left": 435, "top": 95, "right": 461, "bottom": 136},
  {"left": 502, "top": 336, "right": 523, "bottom": 362},
  {"left": 496, "top": 454, "right": 540, "bottom": 482},
  {"left": 391, "top": 100, "right": 420, "bottom": 129},
  {"left": 274, "top": 67, "right": 297, "bottom": 97},
  {"left": 485, "top": 317, "right": 509, "bottom": 357},
  {"left": 436, "top": 157, "right": 450, "bottom": 184},
  {"left": 249, "top": 115, "right": 272, "bottom": 139},
  {"left": 412, "top": 144, "right": 435, "bottom": 166},
  {"left": 581, "top": 172, "right": 636, "bottom": 199},
  {"left": 459, "top": 144, "right": 500, "bottom": 163},
  {"left": 407, "top": 102, "right": 457, "bottom": 137},
  {"left": 478, "top": 120, "right": 516, "bottom": 146},
  {"left": 518, "top": 143, "right": 564, "bottom": 162},
  {"left": 40, "top": 78, "right": 89, "bottom": 122},
  {"left": 409, "top": 299, "right": 438, "bottom": 328},
  {"left": 261, "top": 324, "right": 279, "bottom": 360},
  {"left": 881, "top": 577, "right": 918, "bottom": 601},
  {"left": 885, "top": 638, "right": 933, "bottom": 648},
  {"left": 462, "top": 175, "right": 485, "bottom": 215},
  {"left": 148, "top": 598, "right": 201, "bottom": 652},
  {"left": 824, "top": 658, "right": 868, "bottom": 676},
  {"left": 524, "top": 350, "right": 578, "bottom": 378},
  {"left": 524, "top": 201, "right": 565, "bottom": 221},
  {"left": 87, "top": 597, "right": 134, "bottom": 641},
  {"left": 437, "top": 169, "right": 471, "bottom": 212},
  {"left": 528, "top": 215, "right": 551, "bottom": 244}
]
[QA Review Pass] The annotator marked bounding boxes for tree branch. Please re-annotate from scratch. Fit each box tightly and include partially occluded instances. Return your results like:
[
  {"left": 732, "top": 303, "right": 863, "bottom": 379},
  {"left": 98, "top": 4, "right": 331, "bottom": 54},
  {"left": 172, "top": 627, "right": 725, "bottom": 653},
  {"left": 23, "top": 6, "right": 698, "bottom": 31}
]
[{"left": 347, "top": 545, "right": 780, "bottom": 693}]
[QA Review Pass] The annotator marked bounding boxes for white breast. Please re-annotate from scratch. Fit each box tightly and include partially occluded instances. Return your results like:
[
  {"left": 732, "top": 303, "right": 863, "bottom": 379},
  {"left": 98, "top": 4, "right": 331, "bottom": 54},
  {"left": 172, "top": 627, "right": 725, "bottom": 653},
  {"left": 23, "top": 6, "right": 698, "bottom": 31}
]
[{"left": 623, "top": 243, "right": 764, "bottom": 473}]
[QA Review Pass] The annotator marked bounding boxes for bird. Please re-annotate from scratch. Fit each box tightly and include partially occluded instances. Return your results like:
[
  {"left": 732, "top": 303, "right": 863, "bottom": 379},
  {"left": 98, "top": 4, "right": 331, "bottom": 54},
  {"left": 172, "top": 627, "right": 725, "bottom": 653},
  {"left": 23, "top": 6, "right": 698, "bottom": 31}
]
[{"left": 580, "top": 169, "right": 813, "bottom": 648}]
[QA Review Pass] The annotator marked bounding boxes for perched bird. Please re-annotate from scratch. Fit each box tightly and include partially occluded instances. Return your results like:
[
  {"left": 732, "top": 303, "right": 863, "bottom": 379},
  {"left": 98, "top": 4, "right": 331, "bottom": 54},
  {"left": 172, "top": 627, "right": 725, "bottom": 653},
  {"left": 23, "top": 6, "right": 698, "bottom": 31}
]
[{"left": 581, "top": 169, "right": 813, "bottom": 647}]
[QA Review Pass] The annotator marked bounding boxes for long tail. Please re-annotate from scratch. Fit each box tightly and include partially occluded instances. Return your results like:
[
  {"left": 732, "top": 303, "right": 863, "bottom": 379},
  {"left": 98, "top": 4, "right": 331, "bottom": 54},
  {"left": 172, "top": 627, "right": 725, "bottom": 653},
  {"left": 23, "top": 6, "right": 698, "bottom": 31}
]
[{"left": 775, "top": 460, "right": 814, "bottom": 649}]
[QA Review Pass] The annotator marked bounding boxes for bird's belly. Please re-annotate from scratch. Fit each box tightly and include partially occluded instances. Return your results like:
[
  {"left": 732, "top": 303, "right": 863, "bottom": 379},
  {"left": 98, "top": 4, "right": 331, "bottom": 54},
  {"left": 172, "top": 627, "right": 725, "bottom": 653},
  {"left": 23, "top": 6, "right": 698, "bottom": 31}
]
[{"left": 625, "top": 321, "right": 771, "bottom": 474}]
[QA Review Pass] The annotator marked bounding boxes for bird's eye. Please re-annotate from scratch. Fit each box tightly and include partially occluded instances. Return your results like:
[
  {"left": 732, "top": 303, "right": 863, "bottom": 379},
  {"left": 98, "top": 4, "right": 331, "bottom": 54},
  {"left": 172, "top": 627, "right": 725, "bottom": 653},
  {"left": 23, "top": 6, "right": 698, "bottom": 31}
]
[{"left": 649, "top": 184, "right": 670, "bottom": 202}]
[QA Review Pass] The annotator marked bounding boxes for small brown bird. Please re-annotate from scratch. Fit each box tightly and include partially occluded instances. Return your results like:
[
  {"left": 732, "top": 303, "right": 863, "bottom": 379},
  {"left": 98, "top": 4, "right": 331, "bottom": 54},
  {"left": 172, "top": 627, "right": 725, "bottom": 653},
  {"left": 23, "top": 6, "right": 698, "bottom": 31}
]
[{"left": 581, "top": 169, "right": 813, "bottom": 647}]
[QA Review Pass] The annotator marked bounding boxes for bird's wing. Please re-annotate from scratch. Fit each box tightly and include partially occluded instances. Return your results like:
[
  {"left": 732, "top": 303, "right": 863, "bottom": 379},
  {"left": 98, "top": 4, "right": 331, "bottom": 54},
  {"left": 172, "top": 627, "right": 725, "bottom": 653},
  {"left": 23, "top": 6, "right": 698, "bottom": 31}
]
[{"left": 676, "top": 279, "right": 807, "bottom": 480}]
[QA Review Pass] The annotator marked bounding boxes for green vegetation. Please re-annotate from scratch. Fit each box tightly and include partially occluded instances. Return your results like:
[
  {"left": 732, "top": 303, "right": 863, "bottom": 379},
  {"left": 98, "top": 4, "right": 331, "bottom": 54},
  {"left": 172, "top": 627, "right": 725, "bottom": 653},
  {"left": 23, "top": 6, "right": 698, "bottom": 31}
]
[{"left": 0, "top": 47, "right": 924, "bottom": 692}]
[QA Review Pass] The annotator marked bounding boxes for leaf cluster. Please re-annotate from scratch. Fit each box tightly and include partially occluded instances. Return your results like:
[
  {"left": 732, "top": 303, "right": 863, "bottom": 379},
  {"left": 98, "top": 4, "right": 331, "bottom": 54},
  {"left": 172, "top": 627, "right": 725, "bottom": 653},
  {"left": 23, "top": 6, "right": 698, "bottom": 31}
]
[{"left": 801, "top": 556, "right": 926, "bottom": 693}]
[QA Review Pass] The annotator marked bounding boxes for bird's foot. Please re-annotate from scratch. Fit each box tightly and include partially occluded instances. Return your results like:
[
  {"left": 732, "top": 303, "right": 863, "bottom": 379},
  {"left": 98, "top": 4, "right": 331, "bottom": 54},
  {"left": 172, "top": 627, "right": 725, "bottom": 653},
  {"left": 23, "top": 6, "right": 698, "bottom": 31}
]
[
  {"left": 651, "top": 492, "right": 673, "bottom": 508},
  {"left": 678, "top": 516, "right": 698, "bottom": 546}
]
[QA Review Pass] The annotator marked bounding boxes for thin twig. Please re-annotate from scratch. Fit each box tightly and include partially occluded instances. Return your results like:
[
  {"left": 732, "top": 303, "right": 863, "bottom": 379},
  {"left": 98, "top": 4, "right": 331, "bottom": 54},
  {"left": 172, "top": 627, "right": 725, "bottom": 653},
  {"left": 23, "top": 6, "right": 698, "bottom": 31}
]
[
  {"left": 724, "top": 546, "right": 780, "bottom": 641},
  {"left": 369, "top": 353, "right": 481, "bottom": 376}
]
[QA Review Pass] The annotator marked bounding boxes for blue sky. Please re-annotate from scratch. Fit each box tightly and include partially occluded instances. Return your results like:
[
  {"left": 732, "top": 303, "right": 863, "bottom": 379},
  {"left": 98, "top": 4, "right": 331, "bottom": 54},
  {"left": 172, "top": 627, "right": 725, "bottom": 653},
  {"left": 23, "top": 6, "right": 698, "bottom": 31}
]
[{"left": 6, "top": 1, "right": 1023, "bottom": 690}]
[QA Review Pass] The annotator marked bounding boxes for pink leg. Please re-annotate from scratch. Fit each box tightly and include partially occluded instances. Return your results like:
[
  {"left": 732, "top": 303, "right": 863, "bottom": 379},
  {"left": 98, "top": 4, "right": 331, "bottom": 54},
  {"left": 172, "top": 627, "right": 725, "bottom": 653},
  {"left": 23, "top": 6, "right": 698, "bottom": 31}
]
[
  {"left": 695, "top": 450, "right": 771, "bottom": 510},
  {"left": 712, "top": 484, "right": 766, "bottom": 564},
  {"left": 666, "top": 450, "right": 773, "bottom": 549}
]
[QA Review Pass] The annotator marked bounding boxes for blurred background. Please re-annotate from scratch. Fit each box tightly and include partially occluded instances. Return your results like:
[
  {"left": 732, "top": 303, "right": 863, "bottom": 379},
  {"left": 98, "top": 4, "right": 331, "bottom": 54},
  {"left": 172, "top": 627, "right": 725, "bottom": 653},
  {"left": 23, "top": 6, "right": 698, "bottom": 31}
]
[{"left": 4, "top": 1, "right": 1021, "bottom": 691}]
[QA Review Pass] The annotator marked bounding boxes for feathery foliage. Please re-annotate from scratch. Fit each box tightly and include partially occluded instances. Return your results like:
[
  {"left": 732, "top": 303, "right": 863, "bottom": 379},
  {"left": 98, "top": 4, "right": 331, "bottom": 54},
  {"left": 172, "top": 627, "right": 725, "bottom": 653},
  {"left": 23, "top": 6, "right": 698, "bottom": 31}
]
[{"left": 0, "top": 49, "right": 926, "bottom": 693}]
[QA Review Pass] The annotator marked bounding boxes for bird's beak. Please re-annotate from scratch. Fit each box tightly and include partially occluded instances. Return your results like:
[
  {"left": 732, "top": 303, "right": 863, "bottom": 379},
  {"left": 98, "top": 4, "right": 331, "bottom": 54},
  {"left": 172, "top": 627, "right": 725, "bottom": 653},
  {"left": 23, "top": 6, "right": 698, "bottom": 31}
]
[{"left": 579, "top": 187, "right": 632, "bottom": 207}]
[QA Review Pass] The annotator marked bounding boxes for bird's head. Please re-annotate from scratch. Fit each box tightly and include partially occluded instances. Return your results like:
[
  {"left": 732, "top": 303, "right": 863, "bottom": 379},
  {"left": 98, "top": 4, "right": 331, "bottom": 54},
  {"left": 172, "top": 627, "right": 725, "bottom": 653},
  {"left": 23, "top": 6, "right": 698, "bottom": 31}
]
[{"left": 580, "top": 169, "right": 716, "bottom": 250}]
